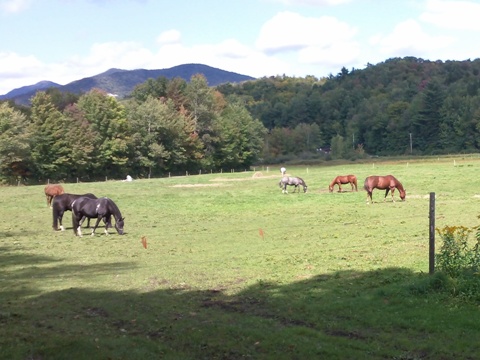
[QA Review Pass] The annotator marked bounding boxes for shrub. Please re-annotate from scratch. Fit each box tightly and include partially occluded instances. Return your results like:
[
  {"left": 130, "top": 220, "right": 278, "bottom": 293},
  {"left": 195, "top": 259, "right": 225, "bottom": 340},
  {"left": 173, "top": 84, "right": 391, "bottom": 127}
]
[{"left": 435, "top": 224, "right": 480, "bottom": 302}]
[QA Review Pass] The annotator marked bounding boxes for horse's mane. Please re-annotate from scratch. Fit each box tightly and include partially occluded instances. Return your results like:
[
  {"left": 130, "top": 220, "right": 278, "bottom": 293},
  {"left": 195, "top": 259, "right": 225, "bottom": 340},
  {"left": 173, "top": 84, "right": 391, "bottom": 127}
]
[
  {"left": 392, "top": 176, "right": 405, "bottom": 191},
  {"left": 105, "top": 197, "right": 123, "bottom": 220}
]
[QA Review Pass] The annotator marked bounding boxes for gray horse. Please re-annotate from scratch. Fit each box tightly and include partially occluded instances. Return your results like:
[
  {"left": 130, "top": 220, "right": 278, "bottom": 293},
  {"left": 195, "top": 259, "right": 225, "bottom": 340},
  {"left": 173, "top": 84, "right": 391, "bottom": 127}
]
[{"left": 279, "top": 176, "right": 308, "bottom": 194}]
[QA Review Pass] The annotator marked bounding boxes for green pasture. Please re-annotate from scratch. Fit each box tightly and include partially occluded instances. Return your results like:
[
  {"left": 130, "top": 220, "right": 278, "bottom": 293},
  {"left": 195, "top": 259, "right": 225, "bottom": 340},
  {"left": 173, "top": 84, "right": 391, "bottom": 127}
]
[{"left": 1, "top": 157, "right": 480, "bottom": 359}]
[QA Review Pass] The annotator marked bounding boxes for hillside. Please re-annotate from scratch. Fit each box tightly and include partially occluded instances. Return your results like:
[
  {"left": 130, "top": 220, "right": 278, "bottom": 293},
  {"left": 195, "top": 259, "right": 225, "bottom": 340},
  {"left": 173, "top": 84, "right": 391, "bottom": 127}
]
[
  {"left": 1, "top": 64, "right": 255, "bottom": 105},
  {"left": 217, "top": 56, "right": 480, "bottom": 156}
]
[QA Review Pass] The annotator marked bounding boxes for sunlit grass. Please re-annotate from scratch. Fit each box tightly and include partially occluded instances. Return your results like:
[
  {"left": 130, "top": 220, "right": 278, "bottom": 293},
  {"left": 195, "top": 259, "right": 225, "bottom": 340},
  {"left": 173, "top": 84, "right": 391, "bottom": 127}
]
[{"left": 1, "top": 156, "right": 480, "bottom": 359}]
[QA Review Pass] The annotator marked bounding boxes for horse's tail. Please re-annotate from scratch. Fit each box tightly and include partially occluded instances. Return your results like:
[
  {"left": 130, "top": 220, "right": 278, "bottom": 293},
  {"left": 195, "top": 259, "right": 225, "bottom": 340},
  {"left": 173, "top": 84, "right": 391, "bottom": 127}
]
[
  {"left": 353, "top": 176, "right": 358, "bottom": 190},
  {"left": 363, "top": 177, "right": 369, "bottom": 191}
]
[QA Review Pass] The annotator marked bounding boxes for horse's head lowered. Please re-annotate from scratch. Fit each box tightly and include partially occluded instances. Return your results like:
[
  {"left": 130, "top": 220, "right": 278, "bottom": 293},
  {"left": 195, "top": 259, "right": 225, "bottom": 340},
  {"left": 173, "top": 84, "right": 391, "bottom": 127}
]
[
  {"left": 302, "top": 182, "right": 308, "bottom": 193},
  {"left": 114, "top": 217, "right": 125, "bottom": 235}
]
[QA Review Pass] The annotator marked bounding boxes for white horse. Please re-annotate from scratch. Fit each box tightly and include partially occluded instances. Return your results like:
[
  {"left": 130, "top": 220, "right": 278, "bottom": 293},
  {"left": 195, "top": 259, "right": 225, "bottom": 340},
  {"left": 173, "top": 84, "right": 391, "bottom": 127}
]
[{"left": 279, "top": 176, "right": 307, "bottom": 194}]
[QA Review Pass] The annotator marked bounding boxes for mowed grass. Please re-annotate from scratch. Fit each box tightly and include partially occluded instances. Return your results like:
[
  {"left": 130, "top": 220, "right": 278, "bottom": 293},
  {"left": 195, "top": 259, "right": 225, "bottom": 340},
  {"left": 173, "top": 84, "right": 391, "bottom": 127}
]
[{"left": 1, "top": 157, "right": 480, "bottom": 359}]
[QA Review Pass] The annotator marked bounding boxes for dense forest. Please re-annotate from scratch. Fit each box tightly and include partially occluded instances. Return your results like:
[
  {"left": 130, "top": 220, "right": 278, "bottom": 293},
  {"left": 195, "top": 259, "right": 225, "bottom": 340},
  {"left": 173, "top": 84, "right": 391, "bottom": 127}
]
[
  {"left": 218, "top": 56, "right": 480, "bottom": 162},
  {"left": 0, "top": 75, "right": 265, "bottom": 183},
  {"left": 1, "top": 56, "right": 480, "bottom": 183}
]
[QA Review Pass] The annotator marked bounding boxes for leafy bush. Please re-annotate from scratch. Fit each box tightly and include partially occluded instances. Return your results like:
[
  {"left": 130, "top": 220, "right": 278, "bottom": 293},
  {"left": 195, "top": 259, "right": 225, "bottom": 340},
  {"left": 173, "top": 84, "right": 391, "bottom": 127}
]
[{"left": 435, "top": 224, "right": 480, "bottom": 302}]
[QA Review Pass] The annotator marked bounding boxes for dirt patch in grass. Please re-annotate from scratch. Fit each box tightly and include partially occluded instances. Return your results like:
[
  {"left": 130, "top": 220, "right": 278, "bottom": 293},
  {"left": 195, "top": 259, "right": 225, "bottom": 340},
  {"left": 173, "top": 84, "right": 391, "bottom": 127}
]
[
  {"left": 211, "top": 173, "right": 279, "bottom": 182},
  {"left": 171, "top": 183, "right": 225, "bottom": 187}
]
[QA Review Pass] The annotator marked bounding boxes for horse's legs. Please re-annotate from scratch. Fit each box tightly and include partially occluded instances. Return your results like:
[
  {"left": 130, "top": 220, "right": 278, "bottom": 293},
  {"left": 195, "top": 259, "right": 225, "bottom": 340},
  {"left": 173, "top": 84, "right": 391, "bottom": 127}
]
[
  {"left": 79, "top": 216, "right": 90, "bottom": 228},
  {"left": 58, "top": 210, "right": 65, "bottom": 231},
  {"left": 366, "top": 190, "right": 373, "bottom": 204},
  {"left": 105, "top": 215, "right": 112, "bottom": 229},
  {"left": 73, "top": 213, "right": 82, "bottom": 236},
  {"left": 91, "top": 217, "right": 102, "bottom": 236},
  {"left": 103, "top": 216, "right": 110, "bottom": 235},
  {"left": 338, "top": 183, "right": 342, "bottom": 192},
  {"left": 390, "top": 187, "right": 396, "bottom": 202},
  {"left": 384, "top": 189, "right": 391, "bottom": 201}
]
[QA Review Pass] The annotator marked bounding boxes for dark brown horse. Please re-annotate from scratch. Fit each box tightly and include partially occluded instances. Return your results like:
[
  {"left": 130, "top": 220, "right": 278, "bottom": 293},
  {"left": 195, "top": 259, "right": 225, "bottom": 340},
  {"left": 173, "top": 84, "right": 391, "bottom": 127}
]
[
  {"left": 329, "top": 175, "right": 358, "bottom": 192},
  {"left": 363, "top": 175, "right": 406, "bottom": 204},
  {"left": 52, "top": 193, "right": 98, "bottom": 231},
  {"left": 44, "top": 184, "right": 65, "bottom": 208}
]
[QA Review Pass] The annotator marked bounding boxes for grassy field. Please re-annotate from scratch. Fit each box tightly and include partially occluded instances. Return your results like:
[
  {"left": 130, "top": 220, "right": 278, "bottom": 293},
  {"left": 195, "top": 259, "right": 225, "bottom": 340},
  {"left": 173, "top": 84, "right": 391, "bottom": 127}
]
[{"left": 1, "top": 156, "right": 480, "bottom": 359}]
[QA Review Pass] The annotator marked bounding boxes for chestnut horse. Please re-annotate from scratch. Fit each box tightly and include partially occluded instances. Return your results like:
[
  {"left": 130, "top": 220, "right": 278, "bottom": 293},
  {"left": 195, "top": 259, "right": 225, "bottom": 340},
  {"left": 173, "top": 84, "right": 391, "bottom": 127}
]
[
  {"left": 363, "top": 175, "right": 406, "bottom": 204},
  {"left": 329, "top": 175, "right": 357, "bottom": 192},
  {"left": 44, "top": 184, "right": 65, "bottom": 208}
]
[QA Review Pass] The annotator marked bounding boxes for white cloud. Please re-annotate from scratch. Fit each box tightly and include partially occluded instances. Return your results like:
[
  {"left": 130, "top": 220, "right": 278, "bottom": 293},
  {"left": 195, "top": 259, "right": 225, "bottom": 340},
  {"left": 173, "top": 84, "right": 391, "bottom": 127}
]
[
  {"left": 0, "top": 7, "right": 363, "bottom": 95},
  {"left": 256, "top": 12, "right": 357, "bottom": 53},
  {"left": 0, "top": 0, "right": 31, "bottom": 13},
  {"left": 371, "top": 19, "right": 455, "bottom": 58},
  {"left": 421, "top": 0, "right": 480, "bottom": 31},
  {"left": 299, "top": 41, "right": 360, "bottom": 66},
  {"left": 149, "top": 41, "right": 288, "bottom": 78},
  {"left": 0, "top": 51, "right": 48, "bottom": 93},
  {"left": 156, "top": 29, "right": 182, "bottom": 45},
  {"left": 255, "top": 11, "right": 359, "bottom": 70}
]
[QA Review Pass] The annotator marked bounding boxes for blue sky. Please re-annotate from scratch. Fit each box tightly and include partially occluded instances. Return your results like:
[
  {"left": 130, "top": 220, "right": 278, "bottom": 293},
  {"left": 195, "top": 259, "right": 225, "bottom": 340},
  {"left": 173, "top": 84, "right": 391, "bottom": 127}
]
[{"left": 1, "top": 0, "right": 480, "bottom": 95}]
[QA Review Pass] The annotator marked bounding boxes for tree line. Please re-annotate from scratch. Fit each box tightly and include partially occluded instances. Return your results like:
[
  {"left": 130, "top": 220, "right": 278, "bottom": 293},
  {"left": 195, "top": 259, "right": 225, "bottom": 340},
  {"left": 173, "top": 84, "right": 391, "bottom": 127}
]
[
  {"left": 2, "top": 56, "right": 480, "bottom": 183},
  {"left": 218, "top": 56, "right": 480, "bottom": 161},
  {"left": 0, "top": 74, "right": 266, "bottom": 183}
]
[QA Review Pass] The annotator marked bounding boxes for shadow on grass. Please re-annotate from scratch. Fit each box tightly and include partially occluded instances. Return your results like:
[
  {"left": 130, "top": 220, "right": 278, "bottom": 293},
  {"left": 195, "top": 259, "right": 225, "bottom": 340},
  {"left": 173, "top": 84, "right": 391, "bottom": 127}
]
[{"left": 1, "top": 248, "right": 479, "bottom": 360}]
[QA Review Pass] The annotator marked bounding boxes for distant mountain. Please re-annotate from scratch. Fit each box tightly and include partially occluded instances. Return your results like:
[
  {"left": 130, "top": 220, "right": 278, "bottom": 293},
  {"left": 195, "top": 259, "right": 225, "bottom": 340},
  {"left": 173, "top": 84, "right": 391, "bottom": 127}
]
[
  {"left": 0, "top": 80, "right": 60, "bottom": 100},
  {"left": 1, "top": 64, "right": 255, "bottom": 105}
]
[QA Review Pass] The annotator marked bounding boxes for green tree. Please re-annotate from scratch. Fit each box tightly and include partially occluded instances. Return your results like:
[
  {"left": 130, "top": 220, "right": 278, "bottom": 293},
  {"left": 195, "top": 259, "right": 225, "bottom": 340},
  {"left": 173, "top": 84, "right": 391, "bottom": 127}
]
[
  {"left": 213, "top": 103, "right": 267, "bottom": 169},
  {"left": 185, "top": 74, "right": 221, "bottom": 168},
  {"left": 29, "top": 91, "right": 68, "bottom": 180},
  {"left": 130, "top": 77, "right": 168, "bottom": 103},
  {"left": 126, "top": 96, "right": 201, "bottom": 176},
  {"left": 412, "top": 80, "right": 445, "bottom": 153},
  {"left": 330, "top": 134, "right": 346, "bottom": 159},
  {"left": 77, "top": 89, "right": 130, "bottom": 178},
  {"left": 61, "top": 104, "right": 96, "bottom": 179},
  {"left": 292, "top": 123, "right": 322, "bottom": 154},
  {"left": 0, "top": 103, "right": 31, "bottom": 183}
]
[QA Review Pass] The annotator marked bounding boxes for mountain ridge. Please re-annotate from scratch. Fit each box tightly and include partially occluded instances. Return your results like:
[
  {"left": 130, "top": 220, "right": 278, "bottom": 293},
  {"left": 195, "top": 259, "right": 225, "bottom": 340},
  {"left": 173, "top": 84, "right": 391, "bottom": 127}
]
[{"left": 1, "top": 63, "right": 255, "bottom": 105}]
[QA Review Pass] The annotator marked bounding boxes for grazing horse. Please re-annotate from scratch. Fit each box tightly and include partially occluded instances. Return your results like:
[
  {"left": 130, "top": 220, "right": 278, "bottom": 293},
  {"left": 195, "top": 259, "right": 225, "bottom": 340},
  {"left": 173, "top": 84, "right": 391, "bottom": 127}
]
[
  {"left": 71, "top": 197, "right": 125, "bottom": 236},
  {"left": 329, "top": 175, "right": 358, "bottom": 192},
  {"left": 52, "top": 193, "right": 98, "bottom": 231},
  {"left": 363, "top": 175, "right": 406, "bottom": 204},
  {"left": 279, "top": 176, "right": 308, "bottom": 194},
  {"left": 44, "top": 184, "right": 65, "bottom": 208}
]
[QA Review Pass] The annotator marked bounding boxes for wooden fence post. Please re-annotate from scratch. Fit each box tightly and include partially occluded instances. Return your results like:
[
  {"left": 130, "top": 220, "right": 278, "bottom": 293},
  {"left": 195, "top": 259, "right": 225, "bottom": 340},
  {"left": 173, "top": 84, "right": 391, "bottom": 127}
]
[{"left": 429, "top": 192, "right": 436, "bottom": 274}]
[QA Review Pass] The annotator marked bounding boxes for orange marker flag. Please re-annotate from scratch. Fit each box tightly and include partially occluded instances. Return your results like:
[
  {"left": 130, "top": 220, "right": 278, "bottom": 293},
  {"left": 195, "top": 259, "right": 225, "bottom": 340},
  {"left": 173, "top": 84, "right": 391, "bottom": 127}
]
[
  {"left": 258, "top": 228, "right": 264, "bottom": 240},
  {"left": 141, "top": 236, "right": 147, "bottom": 249}
]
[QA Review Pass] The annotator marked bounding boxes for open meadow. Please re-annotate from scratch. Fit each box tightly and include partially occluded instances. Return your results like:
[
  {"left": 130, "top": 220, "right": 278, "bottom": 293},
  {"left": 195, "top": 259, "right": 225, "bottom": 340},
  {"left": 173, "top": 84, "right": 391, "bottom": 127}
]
[{"left": 1, "top": 157, "right": 480, "bottom": 359}]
